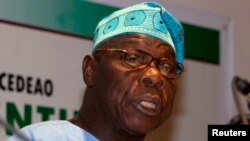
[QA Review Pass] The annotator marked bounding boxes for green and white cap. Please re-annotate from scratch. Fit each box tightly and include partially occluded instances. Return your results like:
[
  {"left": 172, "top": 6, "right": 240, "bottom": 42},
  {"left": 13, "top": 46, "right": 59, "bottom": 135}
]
[{"left": 93, "top": 1, "right": 184, "bottom": 65}]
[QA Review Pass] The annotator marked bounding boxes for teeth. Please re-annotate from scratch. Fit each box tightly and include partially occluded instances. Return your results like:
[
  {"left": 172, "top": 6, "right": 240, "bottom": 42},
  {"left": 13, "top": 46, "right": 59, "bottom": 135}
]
[{"left": 140, "top": 101, "right": 156, "bottom": 109}]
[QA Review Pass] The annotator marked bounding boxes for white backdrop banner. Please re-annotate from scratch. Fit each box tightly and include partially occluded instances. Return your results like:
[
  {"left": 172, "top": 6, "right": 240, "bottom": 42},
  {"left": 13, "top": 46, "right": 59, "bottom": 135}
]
[{"left": 0, "top": 22, "right": 91, "bottom": 140}]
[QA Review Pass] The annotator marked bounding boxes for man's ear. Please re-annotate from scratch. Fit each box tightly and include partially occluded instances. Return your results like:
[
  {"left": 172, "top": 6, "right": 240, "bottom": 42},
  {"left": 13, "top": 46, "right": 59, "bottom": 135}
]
[{"left": 82, "top": 55, "right": 96, "bottom": 87}]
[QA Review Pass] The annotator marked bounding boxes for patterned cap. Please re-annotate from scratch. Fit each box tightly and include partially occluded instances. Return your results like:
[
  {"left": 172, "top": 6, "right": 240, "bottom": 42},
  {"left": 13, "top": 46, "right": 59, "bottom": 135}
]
[{"left": 93, "top": 1, "right": 184, "bottom": 64}]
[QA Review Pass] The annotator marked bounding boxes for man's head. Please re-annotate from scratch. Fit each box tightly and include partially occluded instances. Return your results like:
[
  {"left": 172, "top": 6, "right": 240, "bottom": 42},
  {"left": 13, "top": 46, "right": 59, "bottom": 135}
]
[
  {"left": 80, "top": 1, "right": 184, "bottom": 139},
  {"left": 93, "top": 1, "right": 184, "bottom": 66}
]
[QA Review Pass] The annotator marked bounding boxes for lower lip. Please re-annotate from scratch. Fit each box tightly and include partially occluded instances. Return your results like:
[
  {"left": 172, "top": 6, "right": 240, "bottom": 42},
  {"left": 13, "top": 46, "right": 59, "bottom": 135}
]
[{"left": 136, "top": 102, "right": 160, "bottom": 116}]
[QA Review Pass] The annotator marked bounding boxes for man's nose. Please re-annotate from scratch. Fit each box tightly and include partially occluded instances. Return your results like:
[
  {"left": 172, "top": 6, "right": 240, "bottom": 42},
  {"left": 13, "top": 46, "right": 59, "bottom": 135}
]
[{"left": 139, "top": 67, "right": 165, "bottom": 89}]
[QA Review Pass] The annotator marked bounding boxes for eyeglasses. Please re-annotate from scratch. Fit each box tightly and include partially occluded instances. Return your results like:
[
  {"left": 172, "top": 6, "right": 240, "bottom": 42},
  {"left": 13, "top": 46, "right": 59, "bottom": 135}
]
[{"left": 94, "top": 48, "right": 186, "bottom": 79}]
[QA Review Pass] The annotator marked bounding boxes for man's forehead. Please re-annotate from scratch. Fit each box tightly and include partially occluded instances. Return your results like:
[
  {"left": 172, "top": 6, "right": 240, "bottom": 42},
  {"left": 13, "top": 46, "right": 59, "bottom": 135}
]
[
  {"left": 99, "top": 34, "right": 175, "bottom": 58},
  {"left": 109, "top": 34, "right": 172, "bottom": 47}
]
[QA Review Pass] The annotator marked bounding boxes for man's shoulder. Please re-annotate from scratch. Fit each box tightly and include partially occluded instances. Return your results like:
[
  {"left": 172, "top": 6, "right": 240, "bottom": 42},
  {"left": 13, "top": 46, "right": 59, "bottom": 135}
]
[
  {"left": 23, "top": 120, "right": 72, "bottom": 130},
  {"left": 7, "top": 120, "right": 87, "bottom": 141},
  {"left": 20, "top": 120, "right": 77, "bottom": 134},
  {"left": 23, "top": 120, "right": 83, "bottom": 136}
]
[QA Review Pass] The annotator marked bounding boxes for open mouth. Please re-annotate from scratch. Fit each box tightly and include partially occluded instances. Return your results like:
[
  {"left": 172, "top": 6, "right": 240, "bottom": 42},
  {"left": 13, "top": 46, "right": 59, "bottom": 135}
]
[
  {"left": 136, "top": 99, "right": 161, "bottom": 116},
  {"left": 140, "top": 101, "right": 156, "bottom": 109}
]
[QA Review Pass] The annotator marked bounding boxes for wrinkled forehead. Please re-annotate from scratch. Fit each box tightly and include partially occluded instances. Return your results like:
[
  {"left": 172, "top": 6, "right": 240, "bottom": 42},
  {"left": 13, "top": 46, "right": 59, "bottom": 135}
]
[{"left": 95, "top": 34, "right": 175, "bottom": 59}]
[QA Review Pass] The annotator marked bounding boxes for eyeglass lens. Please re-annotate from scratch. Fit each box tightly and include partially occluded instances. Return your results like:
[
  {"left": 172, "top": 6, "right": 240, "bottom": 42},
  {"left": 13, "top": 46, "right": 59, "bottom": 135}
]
[{"left": 124, "top": 50, "right": 177, "bottom": 78}]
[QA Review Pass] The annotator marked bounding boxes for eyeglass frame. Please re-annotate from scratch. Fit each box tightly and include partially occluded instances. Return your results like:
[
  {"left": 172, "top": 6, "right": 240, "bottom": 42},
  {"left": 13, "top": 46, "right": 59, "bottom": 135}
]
[{"left": 93, "top": 48, "right": 186, "bottom": 79}]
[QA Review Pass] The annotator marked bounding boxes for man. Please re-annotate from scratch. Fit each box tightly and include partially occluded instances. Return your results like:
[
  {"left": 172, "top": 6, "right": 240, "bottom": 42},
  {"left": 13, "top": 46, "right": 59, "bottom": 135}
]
[{"left": 7, "top": 1, "right": 184, "bottom": 141}]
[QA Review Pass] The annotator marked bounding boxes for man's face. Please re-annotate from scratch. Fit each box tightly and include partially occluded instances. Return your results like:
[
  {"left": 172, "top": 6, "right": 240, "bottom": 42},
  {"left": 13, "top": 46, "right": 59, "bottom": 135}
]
[{"left": 90, "top": 34, "right": 177, "bottom": 135}]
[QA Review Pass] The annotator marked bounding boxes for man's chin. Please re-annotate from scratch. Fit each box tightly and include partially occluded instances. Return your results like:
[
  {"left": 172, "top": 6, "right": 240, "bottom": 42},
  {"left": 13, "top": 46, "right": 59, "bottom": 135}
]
[
  {"left": 120, "top": 102, "right": 167, "bottom": 134},
  {"left": 124, "top": 117, "right": 163, "bottom": 135}
]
